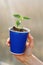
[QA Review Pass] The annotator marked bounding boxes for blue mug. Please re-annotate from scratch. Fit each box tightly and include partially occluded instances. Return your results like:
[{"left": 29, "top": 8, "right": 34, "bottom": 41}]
[{"left": 9, "top": 27, "right": 30, "bottom": 55}]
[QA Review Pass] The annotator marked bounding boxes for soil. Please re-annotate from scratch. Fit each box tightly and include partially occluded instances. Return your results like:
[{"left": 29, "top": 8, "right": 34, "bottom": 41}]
[{"left": 12, "top": 26, "right": 27, "bottom": 32}]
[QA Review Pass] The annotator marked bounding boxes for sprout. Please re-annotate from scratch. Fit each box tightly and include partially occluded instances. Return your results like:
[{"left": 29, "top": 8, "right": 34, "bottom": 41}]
[{"left": 13, "top": 14, "right": 30, "bottom": 27}]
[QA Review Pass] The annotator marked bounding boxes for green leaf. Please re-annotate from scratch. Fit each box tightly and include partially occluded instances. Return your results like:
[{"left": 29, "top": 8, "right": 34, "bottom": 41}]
[
  {"left": 16, "top": 20, "right": 21, "bottom": 27},
  {"left": 23, "top": 17, "right": 30, "bottom": 20},
  {"left": 13, "top": 14, "right": 21, "bottom": 18}
]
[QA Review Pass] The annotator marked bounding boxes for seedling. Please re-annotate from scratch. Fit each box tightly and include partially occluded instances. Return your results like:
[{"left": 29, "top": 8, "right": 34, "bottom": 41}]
[
  {"left": 13, "top": 14, "right": 30, "bottom": 28},
  {"left": 9, "top": 14, "right": 30, "bottom": 54}
]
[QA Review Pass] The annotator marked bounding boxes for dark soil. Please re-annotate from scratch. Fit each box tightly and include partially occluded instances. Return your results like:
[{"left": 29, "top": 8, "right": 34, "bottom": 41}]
[{"left": 12, "top": 26, "right": 27, "bottom": 32}]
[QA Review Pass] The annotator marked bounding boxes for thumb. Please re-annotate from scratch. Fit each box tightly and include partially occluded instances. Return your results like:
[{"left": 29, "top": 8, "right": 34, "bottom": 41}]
[{"left": 6, "top": 38, "right": 10, "bottom": 46}]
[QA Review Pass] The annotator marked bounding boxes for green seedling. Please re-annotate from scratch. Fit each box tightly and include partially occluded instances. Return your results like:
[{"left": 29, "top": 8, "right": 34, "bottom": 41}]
[{"left": 13, "top": 14, "right": 30, "bottom": 28}]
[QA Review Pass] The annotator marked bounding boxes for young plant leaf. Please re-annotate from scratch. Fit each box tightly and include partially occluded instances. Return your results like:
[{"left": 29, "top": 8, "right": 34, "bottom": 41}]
[
  {"left": 20, "top": 16, "right": 23, "bottom": 21},
  {"left": 13, "top": 14, "right": 21, "bottom": 18},
  {"left": 16, "top": 20, "right": 21, "bottom": 27},
  {"left": 23, "top": 17, "right": 30, "bottom": 20},
  {"left": 13, "top": 14, "right": 31, "bottom": 28}
]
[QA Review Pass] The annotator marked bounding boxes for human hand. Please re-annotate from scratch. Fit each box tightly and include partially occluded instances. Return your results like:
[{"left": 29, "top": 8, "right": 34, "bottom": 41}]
[{"left": 6, "top": 33, "right": 34, "bottom": 63}]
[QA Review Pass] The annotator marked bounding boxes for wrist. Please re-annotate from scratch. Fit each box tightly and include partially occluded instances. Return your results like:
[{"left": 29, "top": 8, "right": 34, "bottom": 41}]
[{"left": 23, "top": 55, "right": 31, "bottom": 65}]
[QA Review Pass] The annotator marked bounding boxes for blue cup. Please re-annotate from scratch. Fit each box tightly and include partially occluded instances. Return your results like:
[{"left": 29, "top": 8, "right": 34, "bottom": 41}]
[{"left": 9, "top": 27, "right": 30, "bottom": 55}]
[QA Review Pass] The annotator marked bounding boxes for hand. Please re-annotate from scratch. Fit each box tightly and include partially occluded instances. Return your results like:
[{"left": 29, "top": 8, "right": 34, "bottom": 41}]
[{"left": 6, "top": 33, "right": 34, "bottom": 63}]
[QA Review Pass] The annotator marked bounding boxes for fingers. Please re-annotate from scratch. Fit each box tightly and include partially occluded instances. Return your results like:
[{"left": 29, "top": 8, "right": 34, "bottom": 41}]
[
  {"left": 27, "top": 33, "right": 34, "bottom": 48},
  {"left": 6, "top": 33, "right": 34, "bottom": 48},
  {"left": 6, "top": 38, "right": 10, "bottom": 46},
  {"left": 26, "top": 42, "right": 30, "bottom": 48}
]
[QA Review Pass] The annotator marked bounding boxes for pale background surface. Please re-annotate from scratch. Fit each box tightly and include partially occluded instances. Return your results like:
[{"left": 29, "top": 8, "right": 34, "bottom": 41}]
[{"left": 0, "top": 0, "right": 43, "bottom": 65}]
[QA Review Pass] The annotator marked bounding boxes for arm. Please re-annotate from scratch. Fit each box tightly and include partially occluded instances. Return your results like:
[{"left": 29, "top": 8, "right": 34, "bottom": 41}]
[
  {"left": 23, "top": 54, "right": 43, "bottom": 65},
  {"left": 7, "top": 34, "right": 43, "bottom": 65}
]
